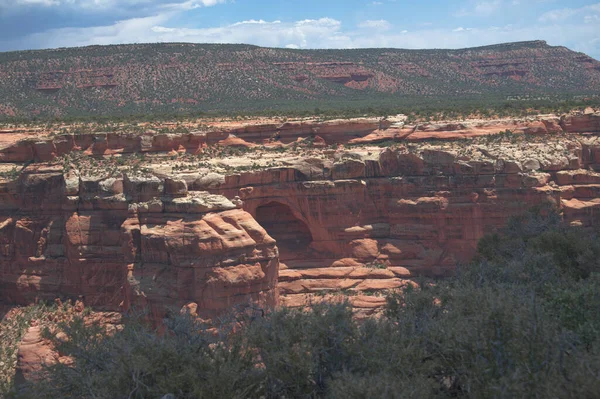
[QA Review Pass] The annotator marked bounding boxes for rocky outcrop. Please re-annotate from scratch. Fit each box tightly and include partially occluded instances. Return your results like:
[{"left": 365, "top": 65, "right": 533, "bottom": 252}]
[
  {"left": 217, "top": 148, "right": 561, "bottom": 280},
  {"left": 560, "top": 112, "right": 600, "bottom": 134},
  {"left": 2, "top": 114, "right": 600, "bottom": 318},
  {"left": 205, "top": 135, "right": 598, "bottom": 314},
  {"left": 1, "top": 112, "right": 598, "bottom": 163},
  {"left": 122, "top": 204, "right": 279, "bottom": 320},
  {"left": 0, "top": 167, "right": 279, "bottom": 321},
  {"left": 14, "top": 325, "right": 58, "bottom": 386}
]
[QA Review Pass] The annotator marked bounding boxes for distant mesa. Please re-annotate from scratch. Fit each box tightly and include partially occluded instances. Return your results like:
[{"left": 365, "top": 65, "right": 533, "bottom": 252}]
[{"left": 0, "top": 40, "right": 598, "bottom": 118}]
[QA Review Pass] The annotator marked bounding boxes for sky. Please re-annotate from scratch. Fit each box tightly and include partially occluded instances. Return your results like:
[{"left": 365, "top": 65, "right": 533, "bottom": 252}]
[{"left": 0, "top": 0, "right": 599, "bottom": 59}]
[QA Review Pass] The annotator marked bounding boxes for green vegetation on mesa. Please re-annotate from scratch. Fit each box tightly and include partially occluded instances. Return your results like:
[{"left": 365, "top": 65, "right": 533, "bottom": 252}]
[
  {"left": 8, "top": 209, "right": 600, "bottom": 398},
  {"left": 0, "top": 40, "right": 599, "bottom": 120}
]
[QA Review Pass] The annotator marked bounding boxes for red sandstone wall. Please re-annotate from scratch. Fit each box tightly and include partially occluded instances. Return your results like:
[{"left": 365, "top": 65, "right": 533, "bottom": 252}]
[
  {"left": 0, "top": 167, "right": 279, "bottom": 320},
  {"left": 1, "top": 112, "right": 600, "bottom": 317},
  {"left": 214, "top": 148, "right": 563, "bottom": 278}
]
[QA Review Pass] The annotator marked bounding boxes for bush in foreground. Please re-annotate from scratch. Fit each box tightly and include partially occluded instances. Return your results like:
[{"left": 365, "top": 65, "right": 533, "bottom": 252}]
[{"left": 16, "top": 210, "right": 600, "bottom": 398}]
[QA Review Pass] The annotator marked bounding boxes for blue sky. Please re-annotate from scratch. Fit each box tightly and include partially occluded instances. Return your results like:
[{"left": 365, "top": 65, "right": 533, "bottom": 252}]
[{"left": 0, "top": 0, "right": 599, "bottom": 58}]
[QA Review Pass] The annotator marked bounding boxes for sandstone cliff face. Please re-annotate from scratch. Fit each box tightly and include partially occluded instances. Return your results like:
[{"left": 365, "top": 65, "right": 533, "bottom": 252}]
[
  {"left": 0, "top": 166, "right": 278, "bottom": 321},
  {"left": 212, "top": 148, "right": 560, "bottom": 312},
  {"left": 1, "top": 112, "right": 600, "bottom": 318}
]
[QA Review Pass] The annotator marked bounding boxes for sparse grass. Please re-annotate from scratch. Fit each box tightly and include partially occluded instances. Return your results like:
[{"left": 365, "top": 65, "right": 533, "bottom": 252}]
[{"left": 365, "top": 260, "right": 388, "bottom": 269}]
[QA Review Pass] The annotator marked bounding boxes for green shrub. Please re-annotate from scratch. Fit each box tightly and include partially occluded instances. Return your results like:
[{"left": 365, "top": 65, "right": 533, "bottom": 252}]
[
  {"left": 15, "top": 210, "right": 600, "bottom": 398},
  {"left": 30, "top": 312, "right": 259, "bottom": 399}
]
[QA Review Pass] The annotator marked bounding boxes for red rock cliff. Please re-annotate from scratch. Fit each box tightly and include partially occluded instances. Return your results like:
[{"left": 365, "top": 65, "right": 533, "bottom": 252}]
[
  {"left": 0, "top": 167, "right": 278, "bottom": 321},
  {"left": 2, "top": 113, "right": 600, "bottom": 317}
]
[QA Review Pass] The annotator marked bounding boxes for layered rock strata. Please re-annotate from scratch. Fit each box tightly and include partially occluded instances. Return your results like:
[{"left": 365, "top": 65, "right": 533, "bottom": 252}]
[
  {"left": 1, "top": 112, "right": 599, "bottom": 163},
  {"left": 1, "top": 112, "right": 600, "bottom": 318},
  {"left": 0, "top": 167, "right": 279, "bottom": 320}
]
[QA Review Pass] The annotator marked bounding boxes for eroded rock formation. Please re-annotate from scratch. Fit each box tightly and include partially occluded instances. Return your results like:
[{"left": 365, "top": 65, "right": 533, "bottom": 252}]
[
  {"left": 0, "top": 166, "right": 278, "bottom": 321},
  {"left": 1, "top": 112, "right": 599, "bottom": 163},
  {"left": 1, "top": 111, "right": 600, "bottom": 318}
]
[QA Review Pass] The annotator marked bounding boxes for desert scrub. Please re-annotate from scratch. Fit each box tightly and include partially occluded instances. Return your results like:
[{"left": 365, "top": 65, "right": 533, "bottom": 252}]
[
  {"left": 16, "top": 209, "right": 600, "bottom": 398},
  {"left": 365, "top": 260, "right": 388, "bottom": 269},
  {"left": 20, "top": 310, "right": 260, "bottom": 399},
  {"left": 0, "top": 166, "right": 20, "bottom": 180}
]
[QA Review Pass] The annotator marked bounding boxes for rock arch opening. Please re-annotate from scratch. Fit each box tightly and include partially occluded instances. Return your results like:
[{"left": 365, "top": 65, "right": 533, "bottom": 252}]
[{"left": 255, "top": 202, "right": 313, "bottom": 262}]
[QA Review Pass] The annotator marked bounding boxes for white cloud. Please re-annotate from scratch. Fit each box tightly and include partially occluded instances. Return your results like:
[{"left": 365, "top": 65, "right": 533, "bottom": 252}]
[
  {"left": 14, "top": 13, "right": 171, "bottom": 48},
  {"left": 10, "top": 0, "right": 61, "bottom": 5},
  {"left": 161, "top": 0, "right": 226, "bottom": 10},
  {"left": 2, "top": 9, "right": 599, "bottom": 59},
  {"left": 151, "top": 26, "right": 176, "bottom": 33},
  {"left": 346, "top": 23, "right": 599, "bottom": 57},
  {"left": 231, "top": 19, "right": 273, "bottom": 26},
  {"left": 456, "top": 0, "right": 503, "bottom": 17},
  {"left": 473, "top": 0, "right": 501, "bottom": 16},
  {"left": 2, "top": 0, "right": 138, "bottom": 7},
  {"left": 358, "top": 19, "right": 391, "bottom": 30},
  {"left": 539, "top": 3, "right": 600, "bottom": 22},
  {"left": 7, "top": 16, "right": 350, "bottom": 50},
  {"left": 538, "top": 7, "right": 577, "bottom": 22},
  {"left": 0, "top": 0, "right": 224, "bottom": 10},
  {"left": 585, "top": 14, "right": 600, "bottom": 24}
]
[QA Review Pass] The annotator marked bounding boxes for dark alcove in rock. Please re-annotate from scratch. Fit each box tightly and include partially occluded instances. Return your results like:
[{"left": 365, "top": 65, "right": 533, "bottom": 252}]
[{"left": 255, "top": 202, "right": 313, "bottom": 262}]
